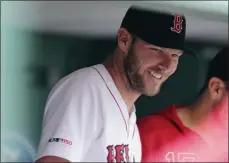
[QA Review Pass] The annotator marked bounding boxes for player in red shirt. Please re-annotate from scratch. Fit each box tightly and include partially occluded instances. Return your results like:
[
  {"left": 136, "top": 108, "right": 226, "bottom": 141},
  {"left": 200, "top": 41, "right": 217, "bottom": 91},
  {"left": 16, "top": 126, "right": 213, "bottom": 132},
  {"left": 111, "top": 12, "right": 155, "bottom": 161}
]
[{"left": 137, "top": 48, "right": 228, "bottom": 162}]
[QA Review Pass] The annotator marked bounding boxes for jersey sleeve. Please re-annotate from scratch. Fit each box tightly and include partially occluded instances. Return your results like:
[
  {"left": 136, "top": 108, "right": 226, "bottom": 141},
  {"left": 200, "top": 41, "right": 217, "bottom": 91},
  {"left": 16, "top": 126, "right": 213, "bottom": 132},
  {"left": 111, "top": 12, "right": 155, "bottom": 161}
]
[{"left": 35, "top": 76, "right": 102, "bottom": 162}]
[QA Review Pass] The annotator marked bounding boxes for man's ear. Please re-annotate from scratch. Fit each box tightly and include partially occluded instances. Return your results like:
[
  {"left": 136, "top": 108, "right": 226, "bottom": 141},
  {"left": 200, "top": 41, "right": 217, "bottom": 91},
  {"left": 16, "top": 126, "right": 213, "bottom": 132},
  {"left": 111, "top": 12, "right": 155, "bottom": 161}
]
[
  {"left": 116, "top": 28, "right": 133, "bottom": 54},
  {"left": 208, "top": 77, "right": 225, "bottom": 102}
]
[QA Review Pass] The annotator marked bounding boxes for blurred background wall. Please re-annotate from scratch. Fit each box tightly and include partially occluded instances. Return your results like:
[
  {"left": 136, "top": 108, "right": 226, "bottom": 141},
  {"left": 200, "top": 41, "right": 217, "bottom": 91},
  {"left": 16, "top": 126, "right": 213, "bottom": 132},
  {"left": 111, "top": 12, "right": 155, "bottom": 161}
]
[{"left": 1, "top": 1, "right": 228, "bottom": 162}]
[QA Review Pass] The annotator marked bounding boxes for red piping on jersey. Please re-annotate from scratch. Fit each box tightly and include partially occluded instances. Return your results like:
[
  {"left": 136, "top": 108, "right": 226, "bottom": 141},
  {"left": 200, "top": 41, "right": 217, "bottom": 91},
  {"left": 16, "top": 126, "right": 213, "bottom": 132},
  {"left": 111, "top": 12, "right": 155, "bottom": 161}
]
[{"left": 92, "top": 67, "right": 128, "bottom": 133}]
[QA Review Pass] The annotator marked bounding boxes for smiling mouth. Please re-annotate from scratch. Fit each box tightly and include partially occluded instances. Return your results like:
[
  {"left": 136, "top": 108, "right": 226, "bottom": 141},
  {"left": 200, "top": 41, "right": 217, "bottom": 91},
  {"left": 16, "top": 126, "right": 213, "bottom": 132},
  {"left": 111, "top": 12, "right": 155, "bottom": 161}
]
[{"left": 148, "top": 70, "right": 162, "bottom": 80}]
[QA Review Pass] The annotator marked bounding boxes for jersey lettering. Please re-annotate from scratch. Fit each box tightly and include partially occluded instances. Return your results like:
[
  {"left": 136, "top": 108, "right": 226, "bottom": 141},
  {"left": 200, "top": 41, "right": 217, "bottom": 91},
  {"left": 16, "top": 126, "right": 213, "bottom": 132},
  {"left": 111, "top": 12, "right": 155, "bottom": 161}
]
[
  {"left": 124, "top": 144, "right": 129, "bottom": 162},
  {"left": 115, "top": 145, "right": 125, "bottom": 162},
  {"left": 48, "top": 137, "right": 72, "bottom": 146},
  {"left": 166, "top": 152, "right": 198, "bottom": 162},
  {"left": 171, "top": 14, "right": 183, "bottom": 33},
  {"left": 107, "top": 145, "right": 115, "bottom": 162},
  {"left": 107, "top": 144, "right": 129, "bottom": 162}
]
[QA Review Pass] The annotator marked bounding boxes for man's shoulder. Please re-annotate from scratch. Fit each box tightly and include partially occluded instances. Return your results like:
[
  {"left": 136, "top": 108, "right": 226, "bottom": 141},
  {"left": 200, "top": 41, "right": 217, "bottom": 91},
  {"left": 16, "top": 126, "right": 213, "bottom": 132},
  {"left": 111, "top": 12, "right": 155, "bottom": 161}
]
[
  {"left": 137, "top": 105, "right": 181, "bottom": 134},
  {"left": 47, "top": 64, "right": 107, "bottom": 100},
  {"left": 137, "top": 113, "right": 171, "bottom": 129},
  {"left": 137, "top": 114, "right": 166, "bottom": 125},
  {"left": 137, "top": 115, "right": 169, "bottom": 134},
  {"left": 44, "top": 65, "right": 107, "bottom": 117},
  {"left": 66, "top": 64, "right": 104, "bottom": 84},
  {"left": 56, "top": 64, "right": 104, "bottom": 88}
]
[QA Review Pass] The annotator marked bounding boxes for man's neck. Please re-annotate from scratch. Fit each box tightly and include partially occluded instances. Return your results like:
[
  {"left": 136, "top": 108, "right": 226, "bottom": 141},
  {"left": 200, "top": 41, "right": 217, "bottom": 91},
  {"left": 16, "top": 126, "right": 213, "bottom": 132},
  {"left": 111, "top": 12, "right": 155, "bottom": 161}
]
[
  {"left": 176, "top": 97, "right": 217, "bottom": 143},
  {"left": 184, "top": 104, "right": 226, "bottom": 148},
  {"left": 176, "top": 97, "right": 212, "bottom": 130},
  {"left": 103, "top": 52, "right": 140, "bottom": 114}
]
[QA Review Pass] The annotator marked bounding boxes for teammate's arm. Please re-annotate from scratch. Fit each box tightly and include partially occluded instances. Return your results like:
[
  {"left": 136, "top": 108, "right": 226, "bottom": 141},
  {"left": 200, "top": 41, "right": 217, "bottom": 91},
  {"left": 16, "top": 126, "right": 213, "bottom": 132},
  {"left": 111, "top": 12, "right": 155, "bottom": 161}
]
[{"left": 35, "top": 77, "right": 102, "bottom": 162}]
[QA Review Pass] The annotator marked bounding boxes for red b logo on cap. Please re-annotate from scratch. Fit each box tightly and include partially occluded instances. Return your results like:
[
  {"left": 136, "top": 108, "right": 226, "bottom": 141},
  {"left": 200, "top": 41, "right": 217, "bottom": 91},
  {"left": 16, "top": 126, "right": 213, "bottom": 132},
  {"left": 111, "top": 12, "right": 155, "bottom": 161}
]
[{"left": 171, "top": 14, "right": 183, "bottom": 33}]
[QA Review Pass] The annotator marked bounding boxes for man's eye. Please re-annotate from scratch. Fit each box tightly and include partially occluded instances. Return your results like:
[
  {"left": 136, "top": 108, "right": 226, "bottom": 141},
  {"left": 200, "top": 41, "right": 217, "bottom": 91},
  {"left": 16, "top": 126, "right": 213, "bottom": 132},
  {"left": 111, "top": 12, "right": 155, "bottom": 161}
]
[
  {"left": 172, "top": 53, "right": 179, "bottom": 57},
  {"left": 151, "top": 48, "right": 161, "bottom": 52}
]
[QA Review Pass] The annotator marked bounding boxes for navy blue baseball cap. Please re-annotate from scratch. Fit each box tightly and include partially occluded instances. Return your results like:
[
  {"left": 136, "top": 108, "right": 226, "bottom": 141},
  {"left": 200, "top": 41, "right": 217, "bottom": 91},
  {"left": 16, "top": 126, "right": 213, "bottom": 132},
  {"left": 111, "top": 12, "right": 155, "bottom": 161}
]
[{"left": 120, "top": 5, "right": 186, "bottom": 51}]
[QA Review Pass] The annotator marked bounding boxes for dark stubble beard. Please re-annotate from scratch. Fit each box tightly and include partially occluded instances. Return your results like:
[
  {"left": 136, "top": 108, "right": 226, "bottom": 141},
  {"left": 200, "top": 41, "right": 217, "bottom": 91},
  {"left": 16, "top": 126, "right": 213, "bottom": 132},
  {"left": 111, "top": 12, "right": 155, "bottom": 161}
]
[
  {"left": 123, "top": 41, "right": 162, "bottom": 97},
  {"left": 123, "top": 43, "right": 146, "bottom": 94}
]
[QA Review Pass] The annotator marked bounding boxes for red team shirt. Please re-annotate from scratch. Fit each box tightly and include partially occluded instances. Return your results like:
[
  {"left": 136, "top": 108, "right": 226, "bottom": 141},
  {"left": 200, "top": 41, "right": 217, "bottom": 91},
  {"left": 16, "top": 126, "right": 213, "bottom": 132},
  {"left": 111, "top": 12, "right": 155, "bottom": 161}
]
[{"left": 137, "top": 104, "right": 228, "bottom": 162}]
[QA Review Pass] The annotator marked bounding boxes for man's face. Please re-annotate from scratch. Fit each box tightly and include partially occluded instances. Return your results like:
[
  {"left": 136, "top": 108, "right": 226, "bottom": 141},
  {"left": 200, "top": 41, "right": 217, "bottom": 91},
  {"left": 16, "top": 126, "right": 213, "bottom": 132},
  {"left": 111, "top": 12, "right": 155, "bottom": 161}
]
[{"left": 123, "top": 37, "right": 183, "bottom": 96}]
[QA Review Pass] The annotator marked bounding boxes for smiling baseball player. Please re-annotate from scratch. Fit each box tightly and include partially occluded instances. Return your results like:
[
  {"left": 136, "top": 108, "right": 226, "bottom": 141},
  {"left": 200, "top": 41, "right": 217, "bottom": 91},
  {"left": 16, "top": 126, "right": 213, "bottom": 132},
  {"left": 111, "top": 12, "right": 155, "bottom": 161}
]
[{"left": 35, "top": 5, "right": 187, "bottom": 162}]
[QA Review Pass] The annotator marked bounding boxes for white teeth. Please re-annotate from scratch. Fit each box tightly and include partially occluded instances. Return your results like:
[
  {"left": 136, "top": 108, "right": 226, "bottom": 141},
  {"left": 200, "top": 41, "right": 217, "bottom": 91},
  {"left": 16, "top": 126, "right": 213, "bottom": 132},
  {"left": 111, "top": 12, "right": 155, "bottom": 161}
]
[{"left": 150, "top": 72, "right": 162, "bottom": 79}]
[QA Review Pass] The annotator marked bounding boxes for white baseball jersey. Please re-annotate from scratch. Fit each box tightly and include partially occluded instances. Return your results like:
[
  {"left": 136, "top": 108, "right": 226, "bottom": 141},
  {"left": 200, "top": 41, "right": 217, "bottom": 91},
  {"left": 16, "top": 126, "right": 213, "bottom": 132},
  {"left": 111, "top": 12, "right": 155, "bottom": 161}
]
[{"left": 35, "top": 64, "right": 141, "bottom": 162}]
